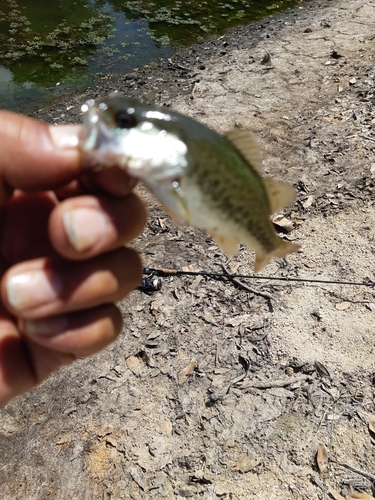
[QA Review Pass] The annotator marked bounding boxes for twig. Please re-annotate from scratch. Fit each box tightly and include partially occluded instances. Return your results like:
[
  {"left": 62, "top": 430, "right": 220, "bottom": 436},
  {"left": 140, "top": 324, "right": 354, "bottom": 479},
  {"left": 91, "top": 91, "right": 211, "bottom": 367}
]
[
  {"left": 167, "top": 58, "right": 190, "bottom": 71},
  {"left": 359, "top": 134, "right": 375, "bottom": 143},
  {"left": 214, "top": 339, "right": 219, "bottom": 367},
  {"left": 315, "top": 407, "right": 329, "bottom": 437},
  {"left": 331, "top": 460, "right": 375, "bottom": 482},
  {"left": 221, "top": 264, "right": 273, "bottom": 300},
  {"left": 240, "top": 374, "right": 310, "bottom": 391},
  {"left": 231, "top": 373, "right": 247, "bottom": 385},
  {"left": 191, "top": 82, "right": 198, "bottom": 99}
]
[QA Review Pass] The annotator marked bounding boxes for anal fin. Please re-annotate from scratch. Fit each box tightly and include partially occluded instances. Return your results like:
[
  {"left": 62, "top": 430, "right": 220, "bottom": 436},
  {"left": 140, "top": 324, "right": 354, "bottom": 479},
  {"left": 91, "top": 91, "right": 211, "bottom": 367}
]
[{"left": 211, "top": 234, "right": 239, "bottom": 256}]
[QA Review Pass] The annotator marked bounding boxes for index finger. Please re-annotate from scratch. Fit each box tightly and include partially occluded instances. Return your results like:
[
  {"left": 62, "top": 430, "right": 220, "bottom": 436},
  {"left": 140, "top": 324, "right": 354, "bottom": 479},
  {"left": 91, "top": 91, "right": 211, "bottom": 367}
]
[{"left": 0, "top": 111, "right": 81, "bottom": 200}]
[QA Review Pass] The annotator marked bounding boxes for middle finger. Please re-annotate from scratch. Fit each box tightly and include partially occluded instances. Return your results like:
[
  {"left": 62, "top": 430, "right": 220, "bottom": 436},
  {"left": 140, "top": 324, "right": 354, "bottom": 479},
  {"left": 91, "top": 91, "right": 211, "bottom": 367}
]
[
  {"left": 1, "top": 247, "right": 142, "bottom": 319},
  {"left": 49, "top": 192, "right": 147, "bottom": 260}
]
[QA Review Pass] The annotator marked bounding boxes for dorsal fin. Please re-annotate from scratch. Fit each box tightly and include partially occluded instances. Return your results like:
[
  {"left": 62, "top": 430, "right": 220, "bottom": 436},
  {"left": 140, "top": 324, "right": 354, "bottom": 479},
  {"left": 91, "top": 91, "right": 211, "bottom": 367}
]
[
  {"left": 225, "top": 130, "right": 263, "bottom": 173},
  {"left": 263, "top": 178, "right": 296, "bottom": 213},
  {"left": 225, "top": 130, "right": 295, "bottom": 213}
]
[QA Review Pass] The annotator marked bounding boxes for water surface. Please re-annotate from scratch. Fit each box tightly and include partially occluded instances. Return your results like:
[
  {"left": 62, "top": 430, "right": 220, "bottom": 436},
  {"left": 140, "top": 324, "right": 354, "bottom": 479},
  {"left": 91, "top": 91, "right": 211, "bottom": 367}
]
[{"left": 0, "top": 0, "right": 306, "bottom": 113}]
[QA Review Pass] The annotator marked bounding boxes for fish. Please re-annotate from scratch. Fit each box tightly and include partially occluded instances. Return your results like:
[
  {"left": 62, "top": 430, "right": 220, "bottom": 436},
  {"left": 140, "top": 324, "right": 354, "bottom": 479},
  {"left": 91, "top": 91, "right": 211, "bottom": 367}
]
[{"left": 80, "top": 94, "right": 300, "bottom": 272}]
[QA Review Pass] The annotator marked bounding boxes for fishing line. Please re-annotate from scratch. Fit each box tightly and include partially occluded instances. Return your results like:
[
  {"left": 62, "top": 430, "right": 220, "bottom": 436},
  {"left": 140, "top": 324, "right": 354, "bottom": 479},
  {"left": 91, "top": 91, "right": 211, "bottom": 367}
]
[{"left": 142, "top": 267, "right": 375, "bottom": 288}]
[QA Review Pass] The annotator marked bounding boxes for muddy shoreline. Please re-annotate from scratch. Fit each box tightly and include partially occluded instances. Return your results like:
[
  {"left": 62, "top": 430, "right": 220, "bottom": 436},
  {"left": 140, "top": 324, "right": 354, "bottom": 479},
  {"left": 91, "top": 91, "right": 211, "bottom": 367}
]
[{"left": 32, "top": 0, "right": 330, "bottom": 122}]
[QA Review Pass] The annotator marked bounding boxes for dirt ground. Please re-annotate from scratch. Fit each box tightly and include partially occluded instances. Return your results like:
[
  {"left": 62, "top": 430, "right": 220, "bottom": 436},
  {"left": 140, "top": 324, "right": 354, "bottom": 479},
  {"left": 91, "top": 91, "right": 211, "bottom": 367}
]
[{"left": 1, "top": 0, "right": 375, "bottom": 498}]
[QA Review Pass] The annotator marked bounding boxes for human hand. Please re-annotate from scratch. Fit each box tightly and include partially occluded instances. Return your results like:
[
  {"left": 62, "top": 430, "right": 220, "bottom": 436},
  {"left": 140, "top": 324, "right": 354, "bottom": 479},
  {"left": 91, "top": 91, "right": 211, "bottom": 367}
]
[{"left": 0, "top": 111, "right": 147, "bottom": 406}]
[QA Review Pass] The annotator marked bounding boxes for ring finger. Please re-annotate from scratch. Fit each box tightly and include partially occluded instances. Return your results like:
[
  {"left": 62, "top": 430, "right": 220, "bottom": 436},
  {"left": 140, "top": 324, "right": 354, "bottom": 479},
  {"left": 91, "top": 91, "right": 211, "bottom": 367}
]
[{"left": 19, "top": 304, "right": 123, "bottom": 386}]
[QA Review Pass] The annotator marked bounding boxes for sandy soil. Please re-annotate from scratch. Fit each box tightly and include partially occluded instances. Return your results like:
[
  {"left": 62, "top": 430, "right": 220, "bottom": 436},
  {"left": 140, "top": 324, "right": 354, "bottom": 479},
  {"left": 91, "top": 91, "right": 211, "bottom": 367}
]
[{"left": 1, "top": 0, "right": 375, "bottom": 498}]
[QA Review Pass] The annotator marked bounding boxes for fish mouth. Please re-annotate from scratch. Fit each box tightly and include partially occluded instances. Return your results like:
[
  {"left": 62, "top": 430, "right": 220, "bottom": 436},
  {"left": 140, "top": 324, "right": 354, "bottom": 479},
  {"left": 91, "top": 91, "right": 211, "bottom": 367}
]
[
  {"left": 80, "top": 99, "right": 130, "bottom": 171},
  {"left": 81, "top": 99, "right": 108, "bottom": 148}
]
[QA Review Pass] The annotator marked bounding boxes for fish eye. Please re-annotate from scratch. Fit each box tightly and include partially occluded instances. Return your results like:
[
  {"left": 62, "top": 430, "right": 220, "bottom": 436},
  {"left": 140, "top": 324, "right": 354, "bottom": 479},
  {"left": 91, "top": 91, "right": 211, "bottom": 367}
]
[{"left": 114, "top": 110, "right": 137, "bottom": 129}]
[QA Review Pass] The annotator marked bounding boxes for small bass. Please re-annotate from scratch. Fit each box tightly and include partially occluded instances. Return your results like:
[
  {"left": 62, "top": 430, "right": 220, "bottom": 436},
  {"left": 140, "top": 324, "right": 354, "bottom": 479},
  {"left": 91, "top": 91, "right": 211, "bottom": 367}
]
[{"left": 80, "top": 95, "right": 300, "bottom": 271}]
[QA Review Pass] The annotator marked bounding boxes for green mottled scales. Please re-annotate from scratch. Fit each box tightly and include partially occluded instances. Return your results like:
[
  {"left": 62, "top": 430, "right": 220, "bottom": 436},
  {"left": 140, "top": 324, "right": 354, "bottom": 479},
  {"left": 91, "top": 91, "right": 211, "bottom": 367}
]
[
  {"left": 185, "top": 136, "right": 280, "bottom": 253},
  {"left": 80, "top": 95, "right": 300, "bottom": 272}
]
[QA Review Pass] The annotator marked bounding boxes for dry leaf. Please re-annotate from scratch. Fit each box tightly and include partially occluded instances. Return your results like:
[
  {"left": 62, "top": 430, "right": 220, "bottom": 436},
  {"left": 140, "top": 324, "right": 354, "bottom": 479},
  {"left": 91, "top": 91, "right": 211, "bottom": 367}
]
[
  {"left": 138, "top": 351, "right": 151, "bottom": 365},
  {"left": 202, "top": 312, "right": 218, "bottom": 325},
  {"left": 232, "top": 453, "right": 261, "bottom": 473},
  {"left": 302, "top": 196, "right": 314, "bottom": 209},
  {"left": 305, "top": 261, "right": 316, "bottom": 268},
  {"left": 357, "top": 411, "right": 375, "bottom": 426},
  {"left": 335, "top": 302, "right": 351, "bottom": 311},
  {"left": 329, "top": 387, "right": 340, "bottom": 401},
  {"left": 146, "top": 331, "right": 160, "bottom": 341},
  {"left": 329, "top": 490, "right": 346, "bottom": 500},
  {"left": 182, "top": 265, "right": 194, "bottom": 272},
  {"left": 316, "top": 443, "right": 328, "bottom": 473},
  {"left": 129, "top": 466, "right": 146, "bottom": 490},
  {"left": 225, "top": 314, "right": 252, "bottom": 327},
  {"left": 315, "top": 361, "right": 331, "bottom": 379},
  {"left": 189, "top": 275, "right": 203, "bottom": 290},
  {"left": 347, "top": 494, "right": 375, "bottom": 500},
  {"left": 106, "top": 435, "right": 118, "bottom": 447},
  {"left": 178, "top": 359, "right": 197, "bottom": 384},
  {"left": 273, "top": 215, "right": 294, "bottom": 232},
  {"left": 322, "top": 115, "right": 335, "bottom": 122},
  {"left": 126, "top": 355, "right": 144, "bottom": 375},
  {"left": 54, "top": 435, "right": 72, "bottom": 446},
  {"left": 160, "top": 420, "right": 173, "bottom": 436},
  {"left": 369, "top": 422, "right": 375, "bottom": 434},
  {"left": 222, "top": 438, "right": 235, "bottom": 450},
  {"left": 230, "top": 262, "right": 241, "bottom": 274}
]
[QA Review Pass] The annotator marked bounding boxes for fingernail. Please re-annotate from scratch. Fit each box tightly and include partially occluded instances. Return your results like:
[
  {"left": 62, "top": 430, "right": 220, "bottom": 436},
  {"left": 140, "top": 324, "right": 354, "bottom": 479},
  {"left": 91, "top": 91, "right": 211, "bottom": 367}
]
[
  {"left": 49, "top": 125, "right": 81, "bottom": 149},
  {"left": 22, "top": 315, "right": 68, "bottom": 336},
  {"left": 6, "top": 271, "right": 62, "bottom": 312},
  {"left": 62, "top": 208, "right": 112, "bottom": 252}
]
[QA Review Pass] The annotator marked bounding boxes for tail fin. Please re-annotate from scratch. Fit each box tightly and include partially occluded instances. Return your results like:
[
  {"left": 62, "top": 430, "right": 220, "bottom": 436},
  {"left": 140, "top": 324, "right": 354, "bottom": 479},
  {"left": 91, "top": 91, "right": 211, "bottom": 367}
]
[{"left": 254, "top": 240, "right": 301, "bottom": 273}]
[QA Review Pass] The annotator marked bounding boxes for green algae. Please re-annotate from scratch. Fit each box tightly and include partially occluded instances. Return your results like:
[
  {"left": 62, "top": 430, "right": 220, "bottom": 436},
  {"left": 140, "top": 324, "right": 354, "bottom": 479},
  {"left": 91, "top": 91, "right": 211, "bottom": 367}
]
[{"left": 0, "top": 0, "right": 307, "bottom": 112}]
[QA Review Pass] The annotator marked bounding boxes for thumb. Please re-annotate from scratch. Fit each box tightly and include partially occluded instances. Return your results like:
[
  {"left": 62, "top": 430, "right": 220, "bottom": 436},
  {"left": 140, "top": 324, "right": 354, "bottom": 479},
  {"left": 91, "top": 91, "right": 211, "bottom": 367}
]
[{"left": 0, "top": 111, "right": 82, "bottom": 201}]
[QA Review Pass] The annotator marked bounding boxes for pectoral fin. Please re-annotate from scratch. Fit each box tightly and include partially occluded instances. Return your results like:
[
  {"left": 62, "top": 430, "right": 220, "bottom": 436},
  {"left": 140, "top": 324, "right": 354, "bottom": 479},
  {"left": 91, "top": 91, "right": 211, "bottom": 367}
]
[
  {"left": 144, "top": 180, "right": 190, "bottom": 223},
  {"left": 225, "top": 130, "right": 295, "bottom": 214}
]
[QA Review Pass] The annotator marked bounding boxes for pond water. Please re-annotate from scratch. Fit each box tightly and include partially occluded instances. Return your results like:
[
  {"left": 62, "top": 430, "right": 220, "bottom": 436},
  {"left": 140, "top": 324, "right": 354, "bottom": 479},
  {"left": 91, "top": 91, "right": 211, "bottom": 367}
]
[{"left": 0, "top": 0, "right": 306, "bottom": 113}]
